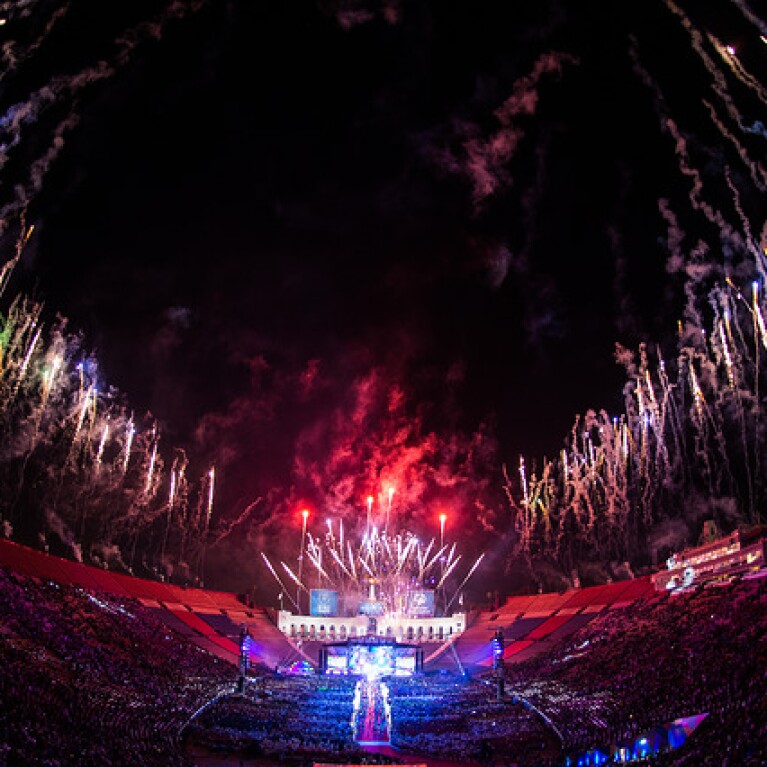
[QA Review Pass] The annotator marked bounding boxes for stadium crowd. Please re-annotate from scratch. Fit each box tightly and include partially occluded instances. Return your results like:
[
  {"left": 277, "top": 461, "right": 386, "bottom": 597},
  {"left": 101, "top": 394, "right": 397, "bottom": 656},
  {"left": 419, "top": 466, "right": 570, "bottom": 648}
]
[
  {"left": 2, "top": 556, "right": 766, "bottom": 767},
  {"left": 185, "top": 675, "right": 369, "bottom": 760},
  {"left": 507, "top": 575, "right": 767, "bottom": 765},
  {"left": 386, "top": 674, "right": 559, "bottom": 765},
  {"left": 0, "top": 567, "right": 234, "bottom": 766}
]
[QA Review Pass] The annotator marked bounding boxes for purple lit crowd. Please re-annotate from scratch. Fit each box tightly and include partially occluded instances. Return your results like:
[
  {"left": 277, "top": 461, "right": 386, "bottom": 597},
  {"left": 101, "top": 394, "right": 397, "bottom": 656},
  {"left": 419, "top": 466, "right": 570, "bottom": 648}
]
[
  {"left": 186, "top": 676, "right": 371, "bottom": 760},
  {"left": 0, "top": 569, "right": 234, "bottom": 766},
  {"left": 1, "top": 563, "right": 766, "bottom": 767},
  {"left": 386, "top": 675, "right": 558, "bottom": 765},
  {"left": 507, "top": 575, "right": 767, "bottom": 766}
]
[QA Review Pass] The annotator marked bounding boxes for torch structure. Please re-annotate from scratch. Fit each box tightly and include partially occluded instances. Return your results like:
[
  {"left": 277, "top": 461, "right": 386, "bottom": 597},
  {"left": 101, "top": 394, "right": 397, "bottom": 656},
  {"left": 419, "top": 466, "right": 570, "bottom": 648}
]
[
  {"left": 439, "top": 512, "right": 447, "bottom": 613},
  {"left": 366, "top": 495, "right": 374, "bottom": 540}
]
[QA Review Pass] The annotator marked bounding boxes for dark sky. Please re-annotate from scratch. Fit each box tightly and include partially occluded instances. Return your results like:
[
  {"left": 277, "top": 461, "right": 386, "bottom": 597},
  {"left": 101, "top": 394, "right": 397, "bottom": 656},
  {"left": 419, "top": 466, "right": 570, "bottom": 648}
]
[{"left": 2, "top": 0, "right": 765, "bottom": 590}]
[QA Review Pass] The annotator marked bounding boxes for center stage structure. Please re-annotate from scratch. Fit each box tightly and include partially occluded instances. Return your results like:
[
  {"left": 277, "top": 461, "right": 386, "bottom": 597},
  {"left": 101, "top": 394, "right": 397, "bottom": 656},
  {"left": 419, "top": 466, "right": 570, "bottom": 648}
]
[
  {"left": 318, "top": 635, "right": 425, "bottom": 676},
  {"left": 261, "top": 509, "right": 483, "bottom": 654},
  {"left": 276, "top": 604, "right": 466, "bottom": 644}
]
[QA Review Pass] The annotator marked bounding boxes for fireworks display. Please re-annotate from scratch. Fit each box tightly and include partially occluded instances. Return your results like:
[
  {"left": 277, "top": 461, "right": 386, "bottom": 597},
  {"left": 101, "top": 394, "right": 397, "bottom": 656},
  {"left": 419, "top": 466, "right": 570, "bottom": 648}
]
[
  {"left": 0, "top": 243, "right": 219, "bottom": 579},
  {"left": 261, "top": 494, "right": 484, "bottom": 616},
  {"left": 1, "top": 1, "right": 767, "bottom": 592},
  {"left": 503, "top": 0, "right": 767, "bottom": 572}
]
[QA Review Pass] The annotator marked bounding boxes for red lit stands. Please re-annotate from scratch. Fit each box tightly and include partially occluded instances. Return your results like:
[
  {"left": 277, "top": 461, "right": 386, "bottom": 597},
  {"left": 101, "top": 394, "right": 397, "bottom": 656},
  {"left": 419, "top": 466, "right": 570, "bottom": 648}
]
[
  {"left": 196, "top": 611, "right": 244, "bottom": 637},
  {"left": 0, "top": 538, "right": 298, "bottom": 668},
  {"left": 502, "top": 594, "right": 538, "bottom": 614},
  {"left": 526, "top": 613, "right": 574, "bottom": 640},
  {"left": 610, "top": 575, "right": 654, "bottom": 606},
  {"left": 203, "top": 589, "right": 248, "bottom": 611},
  {"left": 165, "top": 609, "right": 240, "bottom": 658},
  {"left": 450, "top": 594, "right": 543, "bottom": 667},
  {"left": 193, "top": 636, "right": 241, "bottom": 663},
  {"left": 75, "top": 567, "right": 132, "bottom": 596},
  {"left": 147, "top": 606, "right": 198, "bottom": 636},
  {"left": 453, "top": 578, "right": 657, "bottom": 672},
  {"left": 168, "top": 586, "right": 219, "bottom": 610},
  {"left": 559, "top": 583, "right": 620, "bottom": 613},
  {"left": 522, "top": 590, "right": 574, "bottom": 617},
  {"left": 0, "top": 538, "right": 658, "bottom": 676},
  {"left": 169, "top": 607, "right": 218, "bottom": 635},
  {"left": 0, "top": 538, "right": 94, "bottom": 587},
  {"left": 504, "top": 639, "right": 534, "bottom": 659},
  {"left": 448, "top": 614, "right": 505, "bottom": 669}
]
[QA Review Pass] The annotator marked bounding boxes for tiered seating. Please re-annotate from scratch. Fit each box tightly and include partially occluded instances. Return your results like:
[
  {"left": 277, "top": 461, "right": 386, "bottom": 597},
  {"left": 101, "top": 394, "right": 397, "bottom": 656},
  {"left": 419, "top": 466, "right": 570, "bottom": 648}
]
[
  {"left": 545, "top": 612, "right": 595, "bottom": 642},
  {"left": 451, "top": 578, "right": 658, "bottom": 672},
  {"left": 168, "top": 607, "right": 219, "bottom": 635},
  {"left": 557, "top": 581, "right": 619, "bottom": 612},
  {"left": 201, "top": 589, "right": 248, "bottom": 611},
  {"left": 521, "top": 591, "right": 574, "bottom": 617},
  {"left": 0, "top": 567, "right": 235, "bottom": 765},
  {"left": 503, "top": 639, "right": 534, "bottom": 658},
  {"left": 526, "top": 614, "right": 574, "bottom": 640},
  {"left": 0, "top": 539, "right": 670, "bottom": 679},
  {"left": 228, "top": 607, "right": 300, "bottom": 669},
  {"left": 146, "top": 606, "right": 198, "bottom": 636},
  {"left": 422, "top": 636, "right": 463, "bottom": 672},
  {"left": 110, "top": 573, "right": 178, "bottom": 604},
  {"left": 611, "top": 576, "right": 654, "bottom": 605},
  {"left": 386, "top": 674, "right": 559, "bottom": 763},
  {"left": 186, "top": 676, "right": 362, "bottom": 758},
  {"left": 0, "top": 539, "right": 284, "bottom": 669},
  {"left": 506, "top": 577, "right": 767, "bottom": 764},
  {"left": 196, "top": 611, "right": 243, "bottom": 637}
]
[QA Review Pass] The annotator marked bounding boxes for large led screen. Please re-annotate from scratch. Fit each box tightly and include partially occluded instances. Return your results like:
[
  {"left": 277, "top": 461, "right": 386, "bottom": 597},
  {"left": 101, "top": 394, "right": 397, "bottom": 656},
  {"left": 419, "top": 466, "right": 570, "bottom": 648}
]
[
  {"left": 406, "top": 589, "right": 435, "bottom": 617},
  {"left": 310, "top": 589, "right": 339, "bottom": 617}
]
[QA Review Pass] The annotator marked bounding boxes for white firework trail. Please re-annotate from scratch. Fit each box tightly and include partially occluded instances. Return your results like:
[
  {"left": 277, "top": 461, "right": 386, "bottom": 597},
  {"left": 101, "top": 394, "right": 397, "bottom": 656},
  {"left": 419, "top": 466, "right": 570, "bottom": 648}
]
[
  {"left": 260, "top": 554, "right": 299, "bottom": 611},
  {"left": 206, "top": 466, "right": 215, "bottom": 524},
  {"left": 94, "top": 421, "right": 109, "bottom": 470},
  {"left": 753, "top": 281, "right": 767, "bottom": 350},
  {"left": 144, "top": 441, "right": 158, "bottom": 496},
  {"left": 434, "top": 554, "right": 461, "bottom": 591},
  {"left": 168, "top": 469, "right": 177, "bottom": 510},
  {"left": 423, "top": 543, "right": 448, "bottom": 575},
  {"left": 71, "top": 385, "right": 94, "bottom": 449},
  {"left": 13, "top": 322, "right": 42, "bottom": 398},
  {"left": 122, "top": 418, "right": 135, "bottom": 474},
  {"left": 445, "top": 554, "right": 485, "bottom": 613},
  {"left": 519, "top": 456, "right": 529, "bottom": 507},
  {"left": 711, "top": 32, "right": 767, "bottom": 108},
  {"left": 39, "top": 352, "right": 62, "bottom": 410},
  {"left": 281, "top": 561, "right": 310, "bottom": 593},
  {"left": 718, "top": 317, "right": 737, "bottom": 388}
]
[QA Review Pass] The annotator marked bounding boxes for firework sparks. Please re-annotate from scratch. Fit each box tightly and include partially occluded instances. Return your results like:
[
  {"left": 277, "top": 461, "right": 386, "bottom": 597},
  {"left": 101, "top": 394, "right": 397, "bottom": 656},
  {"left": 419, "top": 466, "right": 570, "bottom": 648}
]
[
  {"left": 144, "top": 441, "right": 158, "bottom": 496},
  {"left": 206, "top": 466, "right": 215, "bottom": 524},
  {"left": 94, "top": 421, "right": 109, "bottom": 469},
  {"left": 262, "top": 507, "right": 485, "bottom": 618},
  {"left": 123, "top": 418, "right": 135, "bottom": 474}
]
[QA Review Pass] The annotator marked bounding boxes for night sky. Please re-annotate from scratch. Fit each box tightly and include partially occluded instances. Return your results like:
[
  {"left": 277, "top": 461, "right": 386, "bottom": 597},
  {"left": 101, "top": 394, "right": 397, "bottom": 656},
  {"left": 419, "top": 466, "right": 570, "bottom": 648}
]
[{"left": 1, "top": 0, "right": 766, "bottom": 592}]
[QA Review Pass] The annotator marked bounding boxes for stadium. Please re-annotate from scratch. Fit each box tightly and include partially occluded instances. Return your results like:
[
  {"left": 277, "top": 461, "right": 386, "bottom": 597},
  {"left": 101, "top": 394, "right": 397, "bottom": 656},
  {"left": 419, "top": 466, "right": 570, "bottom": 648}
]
[
  {"left": 3, "top": 1, "right": 767, "bottom": 766},
  {"left": 1, "top": 524, "right": 766, "bottom": 767}
]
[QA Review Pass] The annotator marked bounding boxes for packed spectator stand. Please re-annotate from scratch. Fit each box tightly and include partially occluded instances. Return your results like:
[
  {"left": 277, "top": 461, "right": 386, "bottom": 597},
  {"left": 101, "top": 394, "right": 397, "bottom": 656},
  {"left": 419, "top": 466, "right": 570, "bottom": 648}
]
[
  {"left": 0, "top": 567, "right": 235, "bottom": 766},
  {"left": 505, "top": 573, "right": 767, "bottom": 765},
  {"left": 1, "top": 537, "right": 766, "bottom": 766}
]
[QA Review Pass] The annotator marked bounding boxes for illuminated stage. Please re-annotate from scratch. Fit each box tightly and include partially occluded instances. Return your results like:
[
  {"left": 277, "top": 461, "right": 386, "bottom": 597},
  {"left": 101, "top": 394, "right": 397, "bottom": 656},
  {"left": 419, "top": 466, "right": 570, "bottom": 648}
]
[
  {"left": 262, "top": 507, "right": 483, "bottom": 654},
  {"left": 319, "top": 635, "right": 424, "bottom": 677}
]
